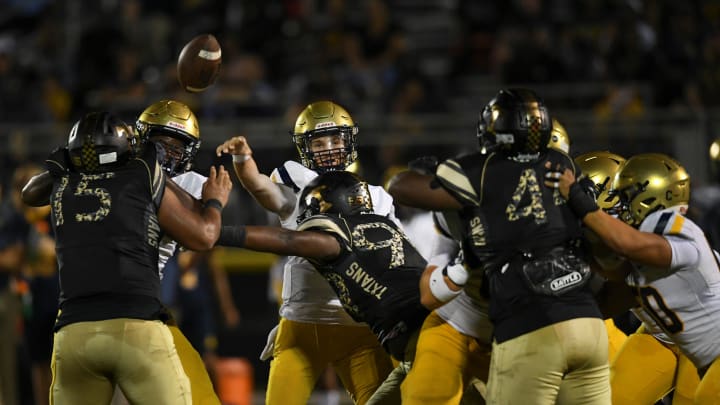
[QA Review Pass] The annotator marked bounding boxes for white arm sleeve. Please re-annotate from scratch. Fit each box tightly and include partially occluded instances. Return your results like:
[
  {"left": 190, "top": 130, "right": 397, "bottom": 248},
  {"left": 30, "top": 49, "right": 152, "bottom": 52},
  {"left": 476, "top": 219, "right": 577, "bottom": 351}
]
[{"left": 667, "top": 235, "right": 701, "bottom": 271}]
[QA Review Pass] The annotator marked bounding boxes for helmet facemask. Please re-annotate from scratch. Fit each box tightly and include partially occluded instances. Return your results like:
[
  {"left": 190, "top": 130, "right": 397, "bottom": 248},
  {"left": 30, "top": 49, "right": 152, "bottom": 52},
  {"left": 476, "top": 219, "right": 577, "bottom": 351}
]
[
  {"left": 143, "top": 127, "right": 200, "bottom": 177},
  {"left": 135, "top": 100, "right": 201, "bottom": 177},
  {"left": 292, "top": 101, "right": 358, "bottom": 173},
  {"left": 294, "top": 127, "right": 357, "bottom": 174}
]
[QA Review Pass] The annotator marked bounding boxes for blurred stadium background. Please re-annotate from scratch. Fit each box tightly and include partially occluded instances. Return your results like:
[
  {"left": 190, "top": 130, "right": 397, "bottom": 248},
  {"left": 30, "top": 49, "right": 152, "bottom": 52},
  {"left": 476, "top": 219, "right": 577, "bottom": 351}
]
[{"left": 1, "top": 0, "right": 720, "bottom": 404}]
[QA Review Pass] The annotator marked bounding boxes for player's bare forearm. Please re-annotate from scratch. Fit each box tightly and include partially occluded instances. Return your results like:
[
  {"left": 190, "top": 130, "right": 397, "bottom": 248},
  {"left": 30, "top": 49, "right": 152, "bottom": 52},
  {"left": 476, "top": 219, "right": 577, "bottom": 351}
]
[
  {"left": 160, "top": 182, "right": 225, "bottom": 251},
  {"left": 419, "top": 265, "right": 462, "bottom": 310},
  {"left": 387, "top": 170, "right": 462, "bottom": 211},
  {"left": 166, "top": 178, "right": 203, "bottom": 211},
  {"left": 216, "top": 136, "right": 295, "bottom": 217},
  {"left": 583, "top": 210, "right": 672, "bottom": 268},
  {"left": 232, "top": 160, "right": 295, "bottom": 218},
  {"left": 245, "top": 226, "right": 340, "bottom": 261}
]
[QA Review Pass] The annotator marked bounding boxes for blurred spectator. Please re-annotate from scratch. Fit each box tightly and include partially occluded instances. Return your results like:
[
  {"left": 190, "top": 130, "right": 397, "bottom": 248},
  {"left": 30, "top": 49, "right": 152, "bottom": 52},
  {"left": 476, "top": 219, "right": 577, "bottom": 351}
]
[
  {"left": 0, "top": 36, "right": 49, "bottom": 123},
  {"left": 173, "top": 249, "right": 241, "bottom": 388},
  {"left": 649, "top": 4, "right": 700, "bottom": 109},
  {"left": 449, "top": 0, "right": 504, "bottom": 78},
  {"left": 0, "top": 166, "right": 31, "bottom": 405},
  {"left": 343, "top": 0, "right": 407, "bottom": 100},
  {"left": 207, "top": 50, "right": 278, "bottom": 118},
  {"left": 11, "top": 164, "right": 57, "bottom": 405}
]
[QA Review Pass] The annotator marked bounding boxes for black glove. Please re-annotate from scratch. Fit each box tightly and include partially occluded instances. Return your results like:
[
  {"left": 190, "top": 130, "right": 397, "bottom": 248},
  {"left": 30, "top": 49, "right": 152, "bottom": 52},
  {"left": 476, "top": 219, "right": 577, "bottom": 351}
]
[
  {"left": 567, "top": 181, "right": 600, "bottom": 219},
  {"left": 577, "top": 176, "right": 599, "bottom": 201},
  {"left": 408, "top": 156, "right": 439, "bottom": 175},
  {"left": 45, "top": 146, "right": 71, "bottom": 177}
]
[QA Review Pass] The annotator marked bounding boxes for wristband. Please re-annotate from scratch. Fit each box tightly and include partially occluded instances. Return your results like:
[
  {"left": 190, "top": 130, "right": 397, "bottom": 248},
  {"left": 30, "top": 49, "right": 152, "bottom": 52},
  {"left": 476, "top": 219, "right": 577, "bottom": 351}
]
[
  {"left": 567, "top": 182, "right": 599, "bottom": 219},
  {"left": 203, "top": 198, "right": 224, "bottom": 212},
  {"left": 217, "top": 226, "right": 247, "bottom": 248},
  {"left": 232, "top": 154, "right": 252, "bottom": 163},
  {"left": 429, "top": 266, "right": 462, "bottom": 303},
  {"left": 443, "top": 262, "right": 468, "bottom": 287}
]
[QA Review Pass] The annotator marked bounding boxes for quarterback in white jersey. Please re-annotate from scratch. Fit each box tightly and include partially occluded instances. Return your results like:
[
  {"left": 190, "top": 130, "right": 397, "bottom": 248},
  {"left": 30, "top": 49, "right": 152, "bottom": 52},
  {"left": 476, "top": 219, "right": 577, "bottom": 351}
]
[
  {"left": 551, "top": 152, "right": 720, "bottom": 403},
  {"left": 216, "top": 101, "right": 395, "bottom": 405}
]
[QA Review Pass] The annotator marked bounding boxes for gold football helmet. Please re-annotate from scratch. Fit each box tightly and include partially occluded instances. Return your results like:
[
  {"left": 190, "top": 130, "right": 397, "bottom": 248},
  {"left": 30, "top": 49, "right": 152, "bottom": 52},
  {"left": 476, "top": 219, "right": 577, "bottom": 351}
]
[
  {"left": 574, "top": 151, "right": 626, "bottom": 210},
  {"left": 611, "top": 153, "right": 690, "bottom": 227},
  {"left": 292, "top": 101, "right": 358, "bottom": 173},
  {"left": 136, "top": 100, "right": 201, "bottom": 176},
  {"left": 547, "top": 119, "right": 570, "bottom": 153}
]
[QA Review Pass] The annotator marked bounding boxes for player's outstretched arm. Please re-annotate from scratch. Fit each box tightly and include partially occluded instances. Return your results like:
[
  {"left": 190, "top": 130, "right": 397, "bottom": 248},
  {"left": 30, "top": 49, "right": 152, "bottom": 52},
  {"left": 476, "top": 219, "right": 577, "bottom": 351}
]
[
  {"left": 216, "top": 136, "right": 296, "bottom": 219},
  {"left": 548, "top": 165, "right": 673, "bottom": 268},
  {"left": 387, "top": 170, "right": 462, "bottom": 211},
  {"left": 159, "top": 165, "right": 232, "bottom": 251},
  {"left": 216, "top": 225, "right": 341, "bottom": 262}
]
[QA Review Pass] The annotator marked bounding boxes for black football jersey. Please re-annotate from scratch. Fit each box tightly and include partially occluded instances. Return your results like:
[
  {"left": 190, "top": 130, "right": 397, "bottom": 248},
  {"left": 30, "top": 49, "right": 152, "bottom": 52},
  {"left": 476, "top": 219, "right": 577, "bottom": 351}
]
[
  {"left": 298, "top": 213, "right": 430, "bottom": 359},
  {"left": 48, "top": 143, "right": 167, "bottom": 329},
  {"left": 435, "top": 148, "right": 601, "bottom": 342}
]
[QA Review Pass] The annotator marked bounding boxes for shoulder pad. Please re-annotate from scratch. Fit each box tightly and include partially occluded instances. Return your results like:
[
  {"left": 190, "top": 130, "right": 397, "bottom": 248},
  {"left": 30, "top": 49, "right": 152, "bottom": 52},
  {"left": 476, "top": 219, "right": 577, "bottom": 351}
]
[
  {"left": 368, "top": 184, "right": 395, "bottom": 216},
  {"left": 297, "top": 214, "right": 350, "bottom": 244},
  {"left": 435, "top": 210, "right": 465, "bottom": 241},
  {"left": 639, "top": 209, "right": 687, "bottom": 236},
  {"left": 172, "top": 171, "right": 207, "bottom": 199},
  {"left": 435, "top": 158, "right": 479, "bottom": 206},
  {"left": 270, "top": 161, "right": 317, "bottom": 192}
]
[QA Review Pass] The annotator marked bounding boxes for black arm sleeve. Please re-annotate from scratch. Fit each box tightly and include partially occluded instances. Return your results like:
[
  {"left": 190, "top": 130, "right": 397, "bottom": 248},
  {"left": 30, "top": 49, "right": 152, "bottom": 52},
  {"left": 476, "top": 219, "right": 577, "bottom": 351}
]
[{"left": 216, "top": 226, "right": 247, "bottom": 248}]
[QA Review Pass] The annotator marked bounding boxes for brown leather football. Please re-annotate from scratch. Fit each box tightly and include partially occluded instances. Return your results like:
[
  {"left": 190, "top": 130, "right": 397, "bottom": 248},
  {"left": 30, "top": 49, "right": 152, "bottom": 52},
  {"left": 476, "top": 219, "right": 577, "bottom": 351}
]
[{"left": 177, "top": 34, "right": 222, "bottom": 93}]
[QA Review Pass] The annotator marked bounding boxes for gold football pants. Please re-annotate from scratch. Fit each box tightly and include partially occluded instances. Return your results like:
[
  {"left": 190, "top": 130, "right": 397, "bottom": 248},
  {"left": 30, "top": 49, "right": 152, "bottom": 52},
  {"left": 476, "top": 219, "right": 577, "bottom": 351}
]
[
  {"left": 610, "top": 327, "right": 700, "bottom": 405},
  {"left": 605, "top": 318, "right": 627, "bottom": 363},
  {"left": 265, "top": 317, "right": 394, "bottom": 405},
  {"left": 401, "top": 311, "right": 492, "bottom": 405},
  {"left": 50, "top": 318, "right": 191, "bottom": 405},
  {"left": 487, "top": 317, "right": 610, "bottom": 405},
  {"left": 169, "top": 324, "right": 221, "bottom": 405},
  {"left": 695, "top": 356, "right": 720, "bottom": 404}
]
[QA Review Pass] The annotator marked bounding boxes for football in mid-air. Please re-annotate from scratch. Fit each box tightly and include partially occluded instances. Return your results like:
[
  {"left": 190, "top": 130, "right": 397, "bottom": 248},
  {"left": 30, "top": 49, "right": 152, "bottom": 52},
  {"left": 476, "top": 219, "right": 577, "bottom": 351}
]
[{"left": 177, "top": 34, "right": 222, "bottom": 93}]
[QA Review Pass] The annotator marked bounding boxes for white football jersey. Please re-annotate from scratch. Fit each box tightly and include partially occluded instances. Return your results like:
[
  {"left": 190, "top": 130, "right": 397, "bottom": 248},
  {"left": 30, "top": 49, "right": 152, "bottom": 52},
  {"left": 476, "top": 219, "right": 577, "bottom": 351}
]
[
  {"left": 157, "top": 171, "right": 207, "bottom": 276},
  {"left": 430, "top": 212, "right": 493, "bottom": 343},
  {"left": 270, "top": 161, "right": 399, "bottom": 325},
  {"left": 626, "top": 208, "right": 720, "bottom": 369}
]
